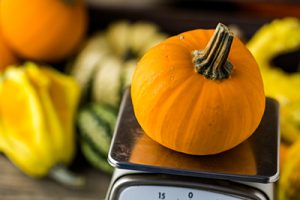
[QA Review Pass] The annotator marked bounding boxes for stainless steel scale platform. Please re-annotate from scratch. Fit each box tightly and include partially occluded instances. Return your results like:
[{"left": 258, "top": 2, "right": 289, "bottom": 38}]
[{"left": 106, "top": 89, "right": 279, "bottom": 200}]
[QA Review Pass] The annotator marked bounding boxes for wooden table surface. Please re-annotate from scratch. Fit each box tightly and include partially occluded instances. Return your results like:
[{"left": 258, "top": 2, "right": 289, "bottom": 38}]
[{"left": 0, "top": 155, "right": 112, "bottom": 200}]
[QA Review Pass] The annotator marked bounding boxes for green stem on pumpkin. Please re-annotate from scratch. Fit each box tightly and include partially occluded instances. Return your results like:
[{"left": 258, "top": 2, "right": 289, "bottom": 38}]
[{"left": 192, "top": 23, "right": 234, "bottom": 80}]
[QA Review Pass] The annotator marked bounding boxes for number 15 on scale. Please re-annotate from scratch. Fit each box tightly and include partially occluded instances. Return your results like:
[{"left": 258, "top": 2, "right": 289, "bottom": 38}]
[{"left": 158, "top": 192, "right": 194, "bottom": 199}]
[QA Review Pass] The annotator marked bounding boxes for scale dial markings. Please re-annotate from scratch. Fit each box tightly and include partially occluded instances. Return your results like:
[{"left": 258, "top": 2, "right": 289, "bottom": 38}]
[{"left": 119, "top": 185, "right": 244, "bottom": 200}]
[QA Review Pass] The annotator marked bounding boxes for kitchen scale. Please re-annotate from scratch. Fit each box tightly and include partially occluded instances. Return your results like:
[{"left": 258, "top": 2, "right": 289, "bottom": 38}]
[{"left": 106, "top": 89, "right": 279, "bottom": 200}]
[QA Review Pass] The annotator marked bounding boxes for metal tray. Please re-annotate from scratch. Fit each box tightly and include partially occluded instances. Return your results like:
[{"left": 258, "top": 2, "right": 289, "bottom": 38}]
[{"left": 108, "top": 89, "right": 279, "bottom": 183}]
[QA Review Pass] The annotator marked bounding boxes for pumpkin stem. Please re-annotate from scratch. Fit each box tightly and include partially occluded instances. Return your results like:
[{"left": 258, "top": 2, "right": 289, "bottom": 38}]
[{"left": 192, "top": 23, "right": 234, "bottom": 80}]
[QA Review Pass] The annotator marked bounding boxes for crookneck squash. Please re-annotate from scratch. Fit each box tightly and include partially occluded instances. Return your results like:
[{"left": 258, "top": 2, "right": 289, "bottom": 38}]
[
  {"left": 247, "top": 18, "right": 300, "bottom": 144},
  {"left": 0, "top": 0, "right": 87, "bottom": 62},
  {"left": 131, "top": 23, "right": 265, "bottom": 155}
]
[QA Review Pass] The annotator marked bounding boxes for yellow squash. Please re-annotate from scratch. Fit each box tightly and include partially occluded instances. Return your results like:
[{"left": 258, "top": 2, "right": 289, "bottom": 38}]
[
  {"left": 280, "top": 139, "right": 300, "bottom": 200},
  {"left": 0, "top": 63, "right": 82, "bottom": 186},
  {"left": 247, "top": 18, "right": 300, "bottom": 143}
]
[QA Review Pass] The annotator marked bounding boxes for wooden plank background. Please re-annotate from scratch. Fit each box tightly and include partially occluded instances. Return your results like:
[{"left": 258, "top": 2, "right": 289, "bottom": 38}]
[{"left": 0, "top": 155, "right": 111, "bottom": 200}]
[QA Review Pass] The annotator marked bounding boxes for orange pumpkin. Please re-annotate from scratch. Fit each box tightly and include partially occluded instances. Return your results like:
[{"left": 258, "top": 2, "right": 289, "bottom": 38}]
[
  {"left": 131, "top": 23, "right": 265, "bottom": 155},
  {"left": 0, "top": 0, "right": 87, "bottom": 62},
  {"left": 0, "top": 27, "right": 18, "bottom": 70}
]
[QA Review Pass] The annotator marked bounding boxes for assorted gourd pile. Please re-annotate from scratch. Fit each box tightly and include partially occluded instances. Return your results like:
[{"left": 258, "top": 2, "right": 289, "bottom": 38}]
[
  {"left": 0, "top": 0, "right": 166, "bottom": 184},
  {"left": 247, "top": 18, "right": 300, "bottom": 200},
  {"left": 70, "top": 21, "right": 167, "bottom": 172},
  {"left": 70, "top": 21, "right": 167, "bottom": 106},
  {"left": 0, "top": 0, "right": 167, "bottom": 183},
  {"left": 0, "top": 0, "right": 87, "bottom": 186}
]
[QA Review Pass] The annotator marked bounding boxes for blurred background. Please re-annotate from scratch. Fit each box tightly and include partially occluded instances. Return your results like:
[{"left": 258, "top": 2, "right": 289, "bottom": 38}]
[{"left": 0, "top": 0, "right": 299, "bottom": 199}]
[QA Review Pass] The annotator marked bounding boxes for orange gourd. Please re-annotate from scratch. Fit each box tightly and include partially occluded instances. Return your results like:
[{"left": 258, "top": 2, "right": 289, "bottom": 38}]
[
  {"left": 131, "top": 23, "right": 265, "bottom": 155},
  {"left": 0, "top": 0, "right": 87, "bottom": 62}
]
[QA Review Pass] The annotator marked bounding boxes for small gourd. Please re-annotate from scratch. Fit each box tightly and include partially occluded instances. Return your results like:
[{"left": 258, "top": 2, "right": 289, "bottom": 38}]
[
  {"left": 131, "top": 23, "right": 265, "bottom": 155},
  {"left": 70, "top": 21, "right": 167, "bottom": 107},
  {"left": 0, "top": 0, "right": 87, "bottom": 62}
]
